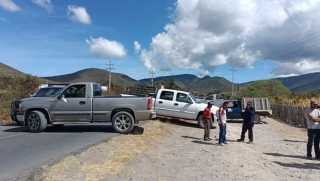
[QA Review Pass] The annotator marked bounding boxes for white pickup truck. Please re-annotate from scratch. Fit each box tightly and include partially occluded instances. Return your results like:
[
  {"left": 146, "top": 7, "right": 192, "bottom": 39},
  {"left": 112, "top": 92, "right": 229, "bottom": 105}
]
[{"left": 152, "top": 88, "right": 219, "bottom": 128}]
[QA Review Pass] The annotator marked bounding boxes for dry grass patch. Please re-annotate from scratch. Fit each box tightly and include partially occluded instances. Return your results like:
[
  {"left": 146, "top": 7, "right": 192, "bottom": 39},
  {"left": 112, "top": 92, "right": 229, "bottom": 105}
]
[
  {"left": 0, "top": 109, "right": 15, "bottom": 125},
  {"left": 32, "top": 120, "right": 173, "bottom": 181}
]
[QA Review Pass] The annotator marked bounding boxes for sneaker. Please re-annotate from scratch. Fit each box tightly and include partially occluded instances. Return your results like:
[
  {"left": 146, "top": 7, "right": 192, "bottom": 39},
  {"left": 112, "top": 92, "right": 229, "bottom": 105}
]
[
  {"left": 204, "top": 138, "right": 210, "bottom": 141},
  {"left": 224, "top": 142, "right": 227, "bottom": 144},
  {"left": 247, "top": 141, "right": 253, "bottom": 144},
  {"left": 218, "top": 143, "right": 225, "bottom": 146},
  {"left": 237, "top": 139, "right": 244, "bottom": 142}
]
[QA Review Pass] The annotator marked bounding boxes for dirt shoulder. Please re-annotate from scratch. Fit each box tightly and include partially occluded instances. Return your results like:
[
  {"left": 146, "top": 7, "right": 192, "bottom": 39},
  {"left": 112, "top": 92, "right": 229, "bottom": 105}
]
[{"left": 31, "top": 117, "right": 320, "bottom": 181}]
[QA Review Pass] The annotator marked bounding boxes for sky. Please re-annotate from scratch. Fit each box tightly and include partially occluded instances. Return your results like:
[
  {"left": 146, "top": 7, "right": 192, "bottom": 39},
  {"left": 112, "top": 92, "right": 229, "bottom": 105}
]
[{"left": 1, "top": 0, "right": 320, "bottom": 83}]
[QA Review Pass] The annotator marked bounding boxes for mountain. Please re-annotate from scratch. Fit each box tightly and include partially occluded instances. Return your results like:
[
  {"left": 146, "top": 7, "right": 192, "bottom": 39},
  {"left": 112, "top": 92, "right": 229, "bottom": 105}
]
[
  {"left": 276, "top": 73, "right": 320, "bottom": 92},
  {"left": 139, "top": 74, "right": 200, "bottom": 89},
  {"left": 0, "top": 62, "right": 54, "bottom": 84},
  {"left": 1, "top": 62, "right": 320, "bottom": 92},
  {"left": 41, "top": 68, "right": 147, "bottom": 87},
  {"left": 140, "top": 74, "right": 234, "bottom": 93},
  {"left": 0, "top": 62, "right": 27, "bottom": 77}
]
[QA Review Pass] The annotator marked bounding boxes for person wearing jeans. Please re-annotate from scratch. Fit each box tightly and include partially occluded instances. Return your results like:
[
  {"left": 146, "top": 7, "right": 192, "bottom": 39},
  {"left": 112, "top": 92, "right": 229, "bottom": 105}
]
[
  {"left": 218, "top": 102, "right": 228, "bottom": 146},
  {"left": 304, "top": 99, "right": 320, "bottom": 160},
  {"left": 237, "top": 101, "right": 255, "bottom": 144}
]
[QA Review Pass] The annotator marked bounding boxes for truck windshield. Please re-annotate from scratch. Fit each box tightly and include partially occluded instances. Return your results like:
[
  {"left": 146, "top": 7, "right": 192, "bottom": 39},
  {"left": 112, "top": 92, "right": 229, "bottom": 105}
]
[
  {"left": 33, "top": 87, "right": 64, "bottom": 97},
  {"left": 189, "top": 94, "right": 201, "bottom": 103}
]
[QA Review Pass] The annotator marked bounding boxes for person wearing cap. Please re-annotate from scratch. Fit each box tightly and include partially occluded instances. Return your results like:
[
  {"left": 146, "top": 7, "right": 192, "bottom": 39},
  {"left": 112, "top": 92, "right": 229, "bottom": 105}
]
[
  {"left": 217, "top": 102, "right": 228, "bottom": 146},
  {"left": 202, "top": 101, "right": 213, "bottom": 141},
  {"left": 304, "top": 98, "right": 320, "bottom": 160},
  {"left": 237, "top": 101, "right": 255, "bottom": 144}
]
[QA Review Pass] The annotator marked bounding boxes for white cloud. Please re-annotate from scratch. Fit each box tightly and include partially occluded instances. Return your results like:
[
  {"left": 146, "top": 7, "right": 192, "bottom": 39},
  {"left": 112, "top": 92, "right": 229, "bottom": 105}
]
[
  {"left": 140, "top": 0, "right": 320, "bottom": 77},
  {"left": 134, "top": 41, "right": 141, "bottom": 54},
  {"left": 67, "top": 5, "right": 91, "bottom": 24},
  {"left": 0, "top": 0, "right": 20, "bottom": 12},
  {"left": 86, "top": 37, "right": 127, "bottom": 58},
  {"left": 32, "top": 0, "right": 52, "bottom": 12}
]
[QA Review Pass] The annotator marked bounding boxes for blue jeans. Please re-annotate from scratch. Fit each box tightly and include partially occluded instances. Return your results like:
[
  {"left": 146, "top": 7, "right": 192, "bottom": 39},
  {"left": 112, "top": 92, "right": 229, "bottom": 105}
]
[
  {"left": 218, "top": 123, "right": 227, "bottom": 144},
  {"left": 307, "top": 129, "right": 320, "bottom": 158}
]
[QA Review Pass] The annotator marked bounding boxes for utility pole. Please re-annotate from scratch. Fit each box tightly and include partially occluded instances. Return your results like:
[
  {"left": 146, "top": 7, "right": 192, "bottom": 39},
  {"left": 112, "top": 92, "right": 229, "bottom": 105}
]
[
  {"left": 149, "top": 70, "right": 155, "bottom": 87},
  {"left": 230, "top": 66, "right": 237, "bottom": 96},
  {"left": 106, "top": 60, "right": 115, "bottom": 93}
]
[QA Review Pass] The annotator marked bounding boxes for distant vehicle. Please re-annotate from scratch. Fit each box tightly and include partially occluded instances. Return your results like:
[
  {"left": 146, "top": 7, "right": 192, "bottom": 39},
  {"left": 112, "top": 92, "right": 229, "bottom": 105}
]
[
  {"left": 11, "top": 82, "right": 156, "bottom": 133},
  {"left": 219, "top": 98, "right": 272, "bottom": 124}
]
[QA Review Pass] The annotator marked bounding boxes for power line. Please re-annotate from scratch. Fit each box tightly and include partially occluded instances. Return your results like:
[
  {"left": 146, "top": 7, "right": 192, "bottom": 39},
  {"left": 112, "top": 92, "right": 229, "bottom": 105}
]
[
  {"left": 259, "top": 33, "right": 320, "bottom": 60},
  {"left": 260, "top": 30, "right": 320, "bottom": 60},
  {"left": 106, "top": 60, "right": 115, "bottom": 92}
]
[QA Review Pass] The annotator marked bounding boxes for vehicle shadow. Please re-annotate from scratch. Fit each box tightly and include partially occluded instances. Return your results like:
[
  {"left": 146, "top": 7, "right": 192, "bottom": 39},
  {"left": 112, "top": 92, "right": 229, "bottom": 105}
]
[
  {"left": 263, "top": 152, "right": 308, "bottom": 160},
  {"left": 3, "top": 124, "right": 145, "bottom": 134},
  {"left": 272, "top": 161, "right": 320, "bottom": 170},
  {"left": 156, "top": 117, "right": 201, "bottom": 129}
]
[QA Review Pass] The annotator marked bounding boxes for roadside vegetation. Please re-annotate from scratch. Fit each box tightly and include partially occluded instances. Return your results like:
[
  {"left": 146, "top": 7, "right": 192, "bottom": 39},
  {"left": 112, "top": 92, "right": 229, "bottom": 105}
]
[{"left": 0, "top": 75, "right": 39, "bottom": 124}]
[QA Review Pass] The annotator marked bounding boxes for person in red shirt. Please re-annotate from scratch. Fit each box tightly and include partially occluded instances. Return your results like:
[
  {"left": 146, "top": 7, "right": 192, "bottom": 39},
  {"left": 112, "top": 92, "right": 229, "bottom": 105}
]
[{"left": 203, "top": 101, "right": 213, "bottom": 141}]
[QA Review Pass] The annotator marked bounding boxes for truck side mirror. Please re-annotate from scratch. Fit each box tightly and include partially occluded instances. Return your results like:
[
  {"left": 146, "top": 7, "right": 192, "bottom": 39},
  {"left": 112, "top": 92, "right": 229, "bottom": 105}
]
[
  {"left": 57, "top": 93, "right": 64, "bottom": 99},
  {"left": 187, "top": 98, "right": 193, "bottom": 104}
]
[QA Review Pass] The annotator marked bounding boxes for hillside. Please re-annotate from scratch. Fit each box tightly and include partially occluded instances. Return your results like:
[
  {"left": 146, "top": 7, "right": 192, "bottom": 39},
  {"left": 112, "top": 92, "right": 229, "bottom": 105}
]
[
  {"left": 1, "top": 62, "right": 320, "bottom": 92},
  {"left": 276, "top": 73, "right": 320, "bottom": 92},
  {"left": 41, "top": 68, "right": 147, "bottom": 87},
  {"left": 139, "top": 74, "right": 200, "bottom": 89},
  {"left": 0, "top": 62, "right": 54, "bottom": 84}
]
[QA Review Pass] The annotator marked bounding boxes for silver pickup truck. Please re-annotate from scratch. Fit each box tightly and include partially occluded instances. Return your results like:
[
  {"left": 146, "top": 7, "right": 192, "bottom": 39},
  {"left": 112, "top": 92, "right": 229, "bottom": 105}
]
[{"left": 13, "top": 82, "right": 156, "bottom": 133}]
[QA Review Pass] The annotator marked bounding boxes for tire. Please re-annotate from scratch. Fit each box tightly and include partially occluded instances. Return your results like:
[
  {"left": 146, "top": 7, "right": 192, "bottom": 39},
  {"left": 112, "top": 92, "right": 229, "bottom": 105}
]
[
  {"left": 26, "top": 111, "right": 47, "bottom": 133},
  {"left": 254, "top": 114, "right": 261, "bottom": 124},
  {"left": 197, "top": 115, "right": 214, "bottom": 129},
  {"left": 112, "top": 111, "right": 135, "bottom": 134}
]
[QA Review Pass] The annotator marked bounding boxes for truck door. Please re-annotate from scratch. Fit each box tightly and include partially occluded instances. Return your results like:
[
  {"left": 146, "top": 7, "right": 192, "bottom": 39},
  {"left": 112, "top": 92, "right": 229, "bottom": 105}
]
[
  {"left": 226, "top": 101, "right": 241, "bottom": 119},
  {"left": 50, "top": 84, "right": 90, "bottom": 122},
  {"left": 173, "top": 93, "right": 196, "bottom": 119},
  {"left": 154, "top": 90, "right": 175, "bottom": 117}
]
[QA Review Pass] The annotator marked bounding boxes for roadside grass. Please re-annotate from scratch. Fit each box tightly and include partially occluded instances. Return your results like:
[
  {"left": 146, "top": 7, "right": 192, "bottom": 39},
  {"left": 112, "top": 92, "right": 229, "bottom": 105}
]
[
  {"left": 0, "top": 109, "right": 14, "bottom": 125},
  {"left": 31, "top": 120, "right": 174, "bottom": 181}
]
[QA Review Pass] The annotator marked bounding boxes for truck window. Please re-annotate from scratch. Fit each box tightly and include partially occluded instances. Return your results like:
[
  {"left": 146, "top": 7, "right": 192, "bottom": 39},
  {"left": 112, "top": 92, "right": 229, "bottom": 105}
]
[
  {"left": 159, "top": 91, "right": 174, "bottom": 101},
  {"left": 63, "top": 84, "right": 86, "bottom": 98},
  {"left": 228, "top": 101, "right": 238, "bottom": 108},
  {"left": 176, "top": 93, "right": 188, "bottom": 103},
  {"left": 93, "top": 84, "right": 103, "bottom": 96}
]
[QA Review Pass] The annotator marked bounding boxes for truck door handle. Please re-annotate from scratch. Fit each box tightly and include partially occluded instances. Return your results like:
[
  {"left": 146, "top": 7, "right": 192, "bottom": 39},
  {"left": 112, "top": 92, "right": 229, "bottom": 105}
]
[
  {"left": 159, "top": 101, "right": 163, "bottom": 104},
  {"left": 174, "top": 103, "right": 179, "bottom": 106},
  {"left": 79, "top": 101, "right": 86, "bottom": 105}
]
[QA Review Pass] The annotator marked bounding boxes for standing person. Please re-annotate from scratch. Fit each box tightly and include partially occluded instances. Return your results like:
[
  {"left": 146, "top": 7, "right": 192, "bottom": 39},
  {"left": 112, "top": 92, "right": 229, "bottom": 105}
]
[
  {"left": 304, "top": 99, "right": 320, "bottom": 160},
  {"left": 203, "top": 101, "right": 213, "bottom": 141},
  {"left": 217, "top": 102, "right": 228, "bottom": 146},
  {"left": 237, "top": 101, "right": 255, "bottom": 144}
]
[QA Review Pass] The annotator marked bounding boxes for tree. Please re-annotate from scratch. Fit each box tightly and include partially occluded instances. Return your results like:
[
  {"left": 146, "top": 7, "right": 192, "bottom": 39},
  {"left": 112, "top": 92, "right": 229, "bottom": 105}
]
[{"left": 239, "top": 79, "right": 290, "bottom": 102}]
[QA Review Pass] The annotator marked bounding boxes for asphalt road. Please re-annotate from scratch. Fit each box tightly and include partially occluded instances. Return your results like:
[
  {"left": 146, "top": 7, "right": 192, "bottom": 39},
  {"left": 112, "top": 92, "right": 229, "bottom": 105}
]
[{"left": 0, "top": 123, "right": 122, "bottom": 181}]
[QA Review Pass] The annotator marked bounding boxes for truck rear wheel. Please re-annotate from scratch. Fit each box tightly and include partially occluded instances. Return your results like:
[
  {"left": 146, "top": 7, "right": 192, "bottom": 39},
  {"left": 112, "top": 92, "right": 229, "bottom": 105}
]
[
  {"left": 197, "top": 115, "right": 214, "bottom": 129},
  {"left": 26, "top": 110, "right": 47, "bottom": 133},
  {"left": 254, "top": 115, "right": 261, "bottom": 124},
  {"left": 112, "top": 111, "right": 135, "bottom": 134}
]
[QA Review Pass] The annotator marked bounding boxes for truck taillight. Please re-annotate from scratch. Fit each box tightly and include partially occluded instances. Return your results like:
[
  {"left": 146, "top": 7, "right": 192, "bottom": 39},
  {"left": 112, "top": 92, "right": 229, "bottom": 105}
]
[{"left": 147, "top": 98, "right": 152, "bottom": 110}]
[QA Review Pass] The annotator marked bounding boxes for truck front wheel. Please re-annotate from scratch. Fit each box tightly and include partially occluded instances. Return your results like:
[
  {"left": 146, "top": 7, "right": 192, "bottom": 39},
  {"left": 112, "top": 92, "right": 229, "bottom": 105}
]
[
  {"left": 112, "top": 111, "right": 135, "bottom": 134},
  {"left": 26, "top": 111, "right": 47, "bottom": 133}
]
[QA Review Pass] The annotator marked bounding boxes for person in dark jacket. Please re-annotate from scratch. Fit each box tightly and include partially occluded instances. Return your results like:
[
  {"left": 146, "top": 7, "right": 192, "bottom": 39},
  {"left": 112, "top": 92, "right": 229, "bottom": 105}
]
[{"left": 237, "top": 101, "right": 255, "bottom": 144}]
